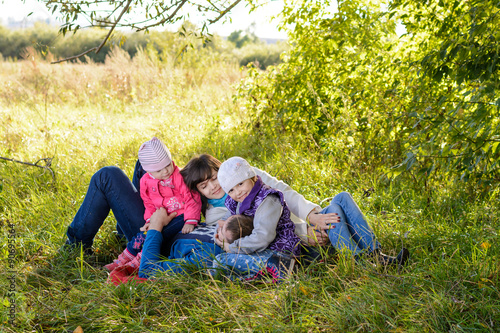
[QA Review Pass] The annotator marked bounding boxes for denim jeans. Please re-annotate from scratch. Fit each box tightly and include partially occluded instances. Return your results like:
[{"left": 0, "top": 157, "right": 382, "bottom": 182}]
[
  {"left": 322, "top": 191, "right": 380, "bottom": 255},
  {"left": 126, "top": 214, "right": 186, "bottom": 256},
  {"left": 213, "top": 249, "right": 276, "bottom": 279},
  {"left": 66, "top": 162, "right": 185, "bottom": 249},
  {"left": 66, "top": 166, "right": 146, "bottom": 248}
]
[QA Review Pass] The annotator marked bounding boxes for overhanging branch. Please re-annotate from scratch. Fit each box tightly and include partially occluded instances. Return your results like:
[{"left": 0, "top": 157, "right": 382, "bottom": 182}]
[
  {"left": 47, "top": 0, "right": 244, "bottom": 64},
  {"left": 51, "top": 0, "right": 133, "bottom": 64},
  {"left": 208, "top": 0, "right": 242, "bottom": 24}
]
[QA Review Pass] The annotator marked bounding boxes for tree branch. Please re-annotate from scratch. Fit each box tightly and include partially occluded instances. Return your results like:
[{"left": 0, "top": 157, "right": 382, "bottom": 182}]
[
  {"left": 208, "top": 0, "right": 242, "bottom": 24},
  {"left": 47, "top": 0, "right": 244, "bottom": 64},
  {"left": 135, "top": 0, "right": 188, "bottom": 32},
  {"left": 51, "top": 47, "right": 98, "bottom": 64},
  {"left": 0, "top": 156, "right": 56, "bottom": 183},
  {"left": 51, "top": 0, "right": 133, "bottom": 64},
  {"left": 96, "top": 0, "right": 132, "bottom": 53}
]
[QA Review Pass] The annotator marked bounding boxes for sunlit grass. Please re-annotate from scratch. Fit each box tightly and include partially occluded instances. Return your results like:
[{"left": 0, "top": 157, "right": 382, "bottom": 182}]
[{"left": 0, "top": 50, "right": 499, "bottom": 332}]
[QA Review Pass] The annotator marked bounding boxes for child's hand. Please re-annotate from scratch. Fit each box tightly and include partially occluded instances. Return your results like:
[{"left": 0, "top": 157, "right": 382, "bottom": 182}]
[
  {"left": 214, "top": 232, "right": 223, "bottom": 247},
  {"left": 214, "top": 229, "right": 231, "bottom": 252},
  {"left": 182, "top": 223, "right": 196, "bottom": 234},
  {"left": 140, "top": 222, "right": 150, "bottom": 232},
  {"left": 306, "top": 225, "right": 329, "bottom": 246}
]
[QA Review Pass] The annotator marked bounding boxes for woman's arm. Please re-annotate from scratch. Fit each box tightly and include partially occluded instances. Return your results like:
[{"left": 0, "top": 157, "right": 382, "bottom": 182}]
[
  {"left": 138, "top": 208, "right": 177, "bottom": 278},
  {"left": 253, "top": 168, "right": 320, "bottom": 221},
  {"left": 253, "top": 167, "right": 338, "bottom": 245},
  {"left": 138, "top": 229, "right": 165, "bottom": 278},
  {"left": 227, "top": 195, "right": 282, "bottom": 254}
]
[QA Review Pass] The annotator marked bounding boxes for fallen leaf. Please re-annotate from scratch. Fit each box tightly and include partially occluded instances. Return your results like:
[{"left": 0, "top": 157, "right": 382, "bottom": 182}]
[{"left": 480, "top": 242, "right": 491, "bottom": 250}]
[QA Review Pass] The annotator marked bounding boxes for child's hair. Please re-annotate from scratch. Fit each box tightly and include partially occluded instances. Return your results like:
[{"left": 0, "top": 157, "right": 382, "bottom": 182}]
[
  {"left": 225, "top": 214, "right": 254, "bottom": 244},
  {"left": 180, "top": 154, "right": 222, "bottom": 216}
]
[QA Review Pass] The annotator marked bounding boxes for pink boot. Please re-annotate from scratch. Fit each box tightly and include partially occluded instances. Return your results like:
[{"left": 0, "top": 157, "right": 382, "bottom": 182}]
[
  {"left": 126, "top": 251, "right": 143, "bottom": 273},
  {"left": 104, "top": 249, "right": 135, "bottom": 272}
]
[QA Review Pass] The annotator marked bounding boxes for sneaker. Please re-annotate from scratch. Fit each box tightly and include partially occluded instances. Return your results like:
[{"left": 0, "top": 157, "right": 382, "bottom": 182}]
[
  {"left": 126, "top": 251, "right": 142, "bottom": 272},
  {"left": 376, "top": 248, "right": 410, "bottom": 267},
  {"left": 266, "top": 254, "right": 296, "bottom": 283}
]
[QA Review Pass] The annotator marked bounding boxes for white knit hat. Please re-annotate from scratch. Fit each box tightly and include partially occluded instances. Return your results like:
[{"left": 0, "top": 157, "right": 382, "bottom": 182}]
[
  {"left": 218, "top": 156, "right": 256, "bottom": 193},
  {"left": 138, "top": 137, "right": 172, "bottom": 172}
]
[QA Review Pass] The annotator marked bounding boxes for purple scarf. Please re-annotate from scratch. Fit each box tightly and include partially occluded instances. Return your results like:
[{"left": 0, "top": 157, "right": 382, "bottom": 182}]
[{"left": 225, "top": 177, "right": 301, "bottom": 256}]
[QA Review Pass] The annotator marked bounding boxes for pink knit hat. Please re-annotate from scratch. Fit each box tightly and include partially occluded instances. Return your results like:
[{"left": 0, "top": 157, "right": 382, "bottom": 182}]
[{"left": 138, "top": 137, "right": 172, "bottom": 172}]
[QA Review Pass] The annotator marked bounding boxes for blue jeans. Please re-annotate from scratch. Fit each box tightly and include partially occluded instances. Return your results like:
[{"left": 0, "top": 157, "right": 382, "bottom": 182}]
[
  {"left": 213, "top": 249, "right": 276, "bottom": 279},
  {"left": 126, "top": 214, "right": 186, "bottom": 256},
  {"left": 139, "top": 231, "right": 222, "bottom": 278},
  {"left": 66, "top": 164, "right": 184, "bottom": 249},
  {"left": 66, "top": 166, "right": 146, "bottom": 248},
  {"left": 322, "top": 191, "right": 380, "bottom": 255}
]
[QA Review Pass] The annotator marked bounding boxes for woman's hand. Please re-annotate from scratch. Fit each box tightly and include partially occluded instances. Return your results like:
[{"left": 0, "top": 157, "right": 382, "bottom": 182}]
[
  {"left": 149, "top": 208, "right": 177, "bottom": 232},
  {"left": 307, "top": 210, "right": 340, "bottom": 230},
  {"left": 306, "top": 225, "right": 330, "bottom": 246}
]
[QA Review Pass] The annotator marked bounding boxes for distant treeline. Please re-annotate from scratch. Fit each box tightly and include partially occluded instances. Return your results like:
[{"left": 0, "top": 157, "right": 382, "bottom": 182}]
[{"left": 0, "top": 22, "right": 287, "bottom": 69}]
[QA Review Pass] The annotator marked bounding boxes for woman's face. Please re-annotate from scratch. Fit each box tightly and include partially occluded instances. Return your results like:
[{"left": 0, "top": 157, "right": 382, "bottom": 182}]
[{"left": 196, "top": 170, "right": 225, "bottom": 199}]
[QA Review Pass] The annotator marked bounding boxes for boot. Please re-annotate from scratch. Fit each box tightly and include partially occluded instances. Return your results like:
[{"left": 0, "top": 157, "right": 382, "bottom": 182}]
[
  {"left": 377, "top": 248, "right": 410, "bottom": 267},
  {"left": 126, "top": 251, "right": 142, "bottom": 273},
  {"left": 104, "top": 248, "right": 135, "bottom": 272}
]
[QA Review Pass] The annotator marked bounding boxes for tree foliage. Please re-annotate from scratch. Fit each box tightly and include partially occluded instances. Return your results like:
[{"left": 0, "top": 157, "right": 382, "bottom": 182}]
[
  {"left": 237, "top": 0, "right": 500, "bottom": 189},
  {"left": 391, "top": 0, "right": 500, "bottom": 185},
  {"left": 32, "top": 0, "right": 257, "bottom": 62}
]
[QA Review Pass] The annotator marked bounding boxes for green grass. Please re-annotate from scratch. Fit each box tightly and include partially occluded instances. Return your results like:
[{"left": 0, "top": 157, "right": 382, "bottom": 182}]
[{"left": 1, "top": 51, "right": 499, "bottom": 332}]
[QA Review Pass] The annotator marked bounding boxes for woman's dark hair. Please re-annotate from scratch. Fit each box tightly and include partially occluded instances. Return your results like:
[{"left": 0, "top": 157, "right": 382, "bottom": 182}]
[
  {"left": 180, "top": 154, "right": 222, "bottom": 216},
  {"left": 225, "top": 215, "right": 254, "bottom": 244}
]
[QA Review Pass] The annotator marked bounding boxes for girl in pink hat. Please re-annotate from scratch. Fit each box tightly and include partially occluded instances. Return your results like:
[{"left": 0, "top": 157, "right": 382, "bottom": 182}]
[{"left": 104, "top": 137, "right": 201, "bottom": 271}]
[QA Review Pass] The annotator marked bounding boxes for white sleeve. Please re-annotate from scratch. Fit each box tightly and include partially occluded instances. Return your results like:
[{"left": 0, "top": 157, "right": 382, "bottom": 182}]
[
  {"left": 253, "top": 167, "right": 320, "bottom": 242},
  {"left": 228, "top": 195, "right": 282, "bottom": 254},
  {"left": 204, "top": 205, "right": 230, "bottom": 226}
]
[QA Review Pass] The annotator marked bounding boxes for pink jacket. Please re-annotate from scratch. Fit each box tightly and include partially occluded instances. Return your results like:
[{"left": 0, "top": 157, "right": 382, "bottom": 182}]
[{"left": 140, "top": 163, "right": 201, "bottom": 225}]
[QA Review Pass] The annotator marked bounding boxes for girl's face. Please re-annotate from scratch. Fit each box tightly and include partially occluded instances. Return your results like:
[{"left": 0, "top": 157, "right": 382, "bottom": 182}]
[
  {"left": 149, "top": 163, "right": 174, "bottom": 180},
  {"left": 227, "top": 178, "right": 255, "bottom": 203},
  {"left": 196, "top": 170, "right": 225, "bottom": 200}
]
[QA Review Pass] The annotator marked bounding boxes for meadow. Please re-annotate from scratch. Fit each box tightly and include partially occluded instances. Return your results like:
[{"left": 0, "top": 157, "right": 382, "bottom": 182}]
[{"left": 0, "top": 47, "right": 499, "bottom": 332}]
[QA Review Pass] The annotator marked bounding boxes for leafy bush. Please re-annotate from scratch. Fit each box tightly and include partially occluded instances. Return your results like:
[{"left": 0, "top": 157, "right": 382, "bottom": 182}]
[
  {"left": 236, "top": 0, "right": 500, "bottom": 191},
  {"left": 235, "top": 41, "right": 288, "bottom": 69}
]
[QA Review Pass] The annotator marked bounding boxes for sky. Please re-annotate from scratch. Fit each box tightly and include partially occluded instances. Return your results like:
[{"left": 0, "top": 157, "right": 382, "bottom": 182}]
[{"left": 0, "top": 0, "right": 288, "bottom": 39}]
